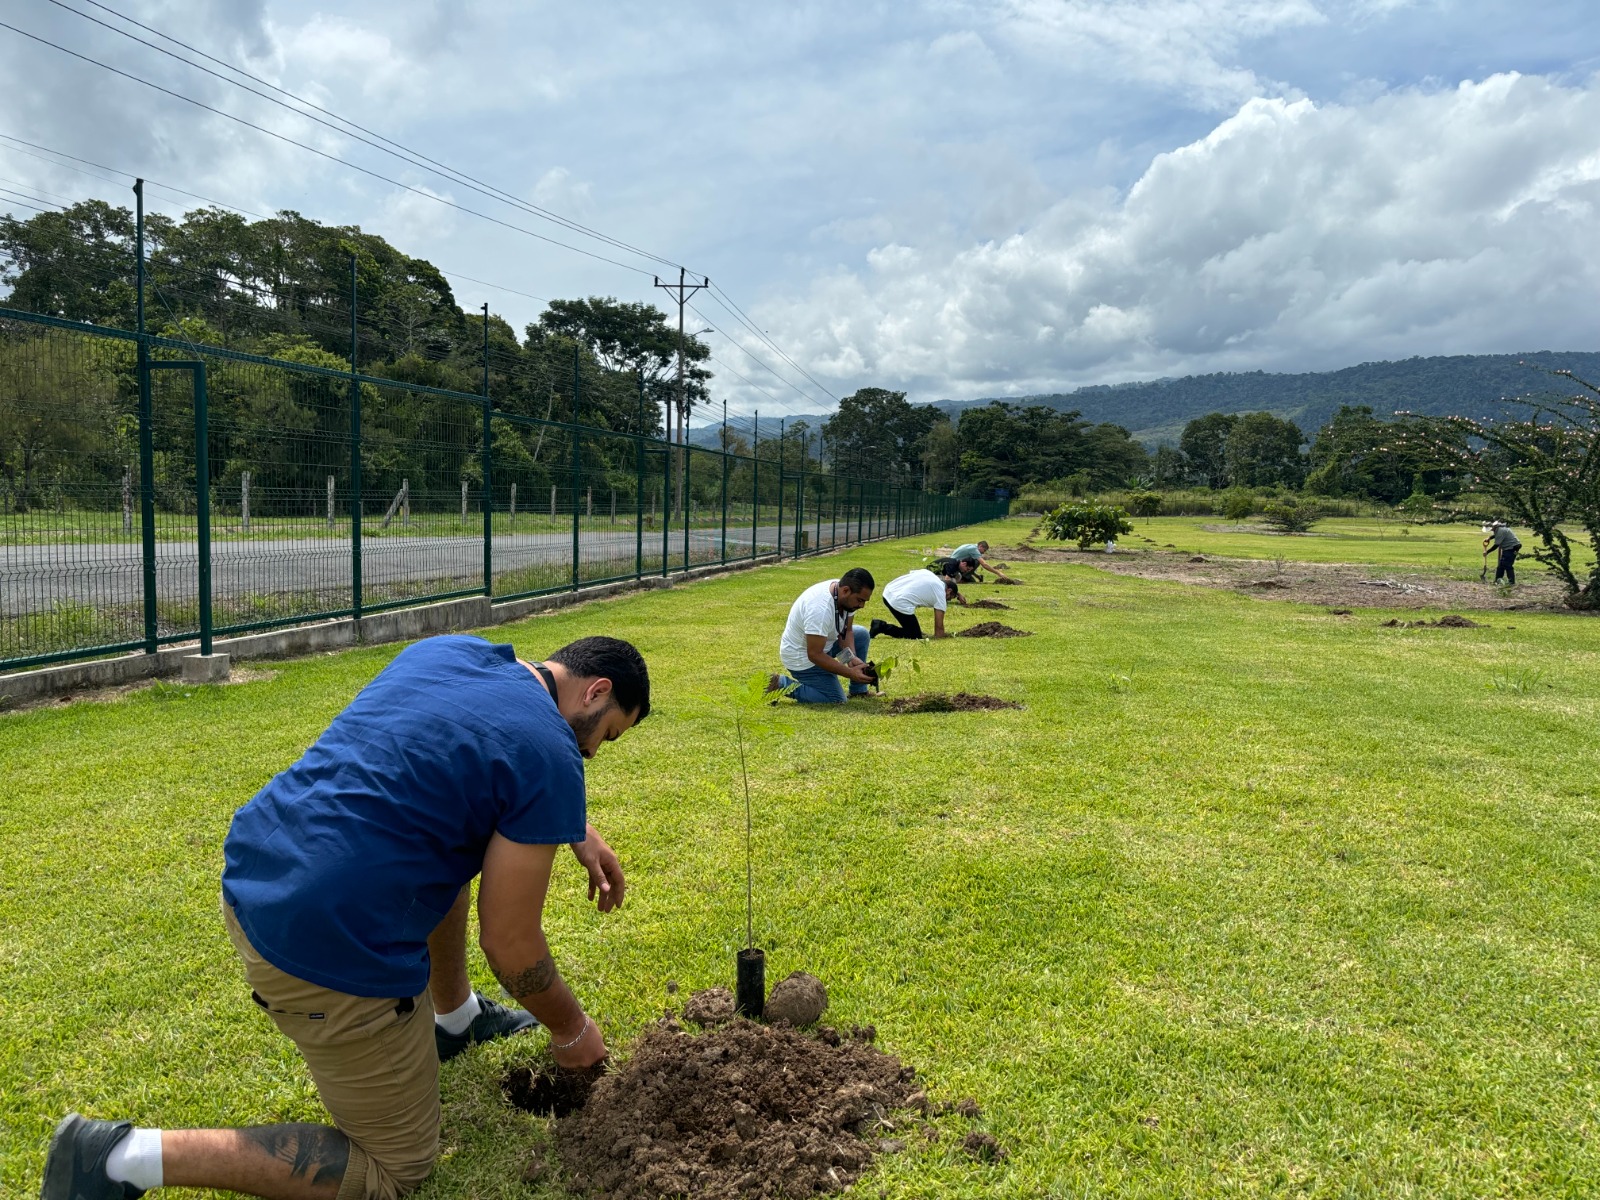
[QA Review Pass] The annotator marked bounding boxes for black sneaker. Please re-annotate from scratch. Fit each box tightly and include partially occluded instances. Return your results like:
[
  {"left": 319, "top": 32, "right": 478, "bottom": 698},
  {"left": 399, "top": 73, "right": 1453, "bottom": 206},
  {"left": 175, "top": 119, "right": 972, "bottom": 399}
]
[
  {"left": 40, "top": 1114, "right": 144, "bottom": 1199},
  {"left": 868, "top": 619, "right": 885, "bottom": 638},
  {"left": 436, "top": 992, "right": 539, "bottom": 1062}
]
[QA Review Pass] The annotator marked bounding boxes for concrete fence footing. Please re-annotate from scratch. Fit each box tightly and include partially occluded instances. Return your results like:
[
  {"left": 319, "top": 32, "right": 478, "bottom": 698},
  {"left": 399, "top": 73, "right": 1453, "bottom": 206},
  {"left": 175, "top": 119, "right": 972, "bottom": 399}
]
[{"left": 1, "top": 553, "right": 783, "bottom": 709}]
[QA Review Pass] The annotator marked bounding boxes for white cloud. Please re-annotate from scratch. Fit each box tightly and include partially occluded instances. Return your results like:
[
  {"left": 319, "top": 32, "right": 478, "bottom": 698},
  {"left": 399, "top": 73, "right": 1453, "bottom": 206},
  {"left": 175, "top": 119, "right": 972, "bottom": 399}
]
[
  {"left": 531, "top": 168, "right": 594, "bottom": 220},
  {"left": 756, "top": 72, "right": 1600, "bottom": 398}
]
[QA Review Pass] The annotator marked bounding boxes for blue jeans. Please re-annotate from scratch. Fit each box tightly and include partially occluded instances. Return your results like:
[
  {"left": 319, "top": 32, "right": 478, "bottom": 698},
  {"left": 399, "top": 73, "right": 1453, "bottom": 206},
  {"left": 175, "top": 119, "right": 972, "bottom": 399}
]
[{"left": 779, "top": 626, "right": 871, "bottom": 703}]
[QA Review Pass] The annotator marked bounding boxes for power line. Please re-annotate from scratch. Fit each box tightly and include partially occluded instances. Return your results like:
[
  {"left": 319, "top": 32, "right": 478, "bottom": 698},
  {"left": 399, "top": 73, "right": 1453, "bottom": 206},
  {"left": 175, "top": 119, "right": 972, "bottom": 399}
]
[
  {"left": 707, "top": 282, "right": 840, "bottom": 403},
  {"left": 0, "top": 17, "right": 658, "bottom": 278},
  {"left": 43, "top": 0, "right": 684, "bottom": 272}
]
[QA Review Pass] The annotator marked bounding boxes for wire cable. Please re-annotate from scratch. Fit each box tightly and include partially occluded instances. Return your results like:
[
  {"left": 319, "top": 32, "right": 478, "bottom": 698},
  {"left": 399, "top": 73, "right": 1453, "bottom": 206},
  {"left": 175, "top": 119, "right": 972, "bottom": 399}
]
[
  {"left": 0, "top": 17, "right": 656, "bottom": 278},
  {"left": 50, "top": 0, "right": 684, "bottom": 271}
]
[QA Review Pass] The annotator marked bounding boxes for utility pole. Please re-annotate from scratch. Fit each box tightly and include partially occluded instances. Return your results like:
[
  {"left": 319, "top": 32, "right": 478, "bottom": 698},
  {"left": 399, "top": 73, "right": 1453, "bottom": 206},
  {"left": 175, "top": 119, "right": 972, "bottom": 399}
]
[{"left": 654, "top": 267, "right": 708, "bottom": 514}]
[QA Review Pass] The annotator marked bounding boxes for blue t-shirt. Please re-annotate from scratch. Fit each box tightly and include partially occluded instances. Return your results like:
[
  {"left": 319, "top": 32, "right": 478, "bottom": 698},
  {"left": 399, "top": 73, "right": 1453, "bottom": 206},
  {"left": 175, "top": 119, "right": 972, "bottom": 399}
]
[{"left": 222, "top": 635, "right": 586, "bottom": 997}]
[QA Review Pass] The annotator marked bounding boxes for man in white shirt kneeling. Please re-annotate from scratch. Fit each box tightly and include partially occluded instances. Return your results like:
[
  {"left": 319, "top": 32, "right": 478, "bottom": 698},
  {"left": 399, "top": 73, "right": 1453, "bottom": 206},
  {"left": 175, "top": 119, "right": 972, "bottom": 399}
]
[{"left": 870, "top": 564, "right": 965, "bottom": 641}]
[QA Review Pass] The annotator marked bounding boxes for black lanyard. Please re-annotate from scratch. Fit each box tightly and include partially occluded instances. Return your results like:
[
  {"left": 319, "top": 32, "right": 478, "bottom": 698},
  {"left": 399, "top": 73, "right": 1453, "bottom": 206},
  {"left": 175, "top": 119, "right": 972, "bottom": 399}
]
[{"left": 532, "top": 662, "right": 559, "bottom": 708}]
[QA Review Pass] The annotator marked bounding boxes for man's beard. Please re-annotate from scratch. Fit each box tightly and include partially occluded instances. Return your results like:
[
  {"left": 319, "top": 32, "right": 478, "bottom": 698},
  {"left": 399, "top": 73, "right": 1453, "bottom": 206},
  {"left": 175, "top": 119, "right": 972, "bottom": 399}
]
[{"left": 568, "top": 701, "right": 612, "bottom": 748}]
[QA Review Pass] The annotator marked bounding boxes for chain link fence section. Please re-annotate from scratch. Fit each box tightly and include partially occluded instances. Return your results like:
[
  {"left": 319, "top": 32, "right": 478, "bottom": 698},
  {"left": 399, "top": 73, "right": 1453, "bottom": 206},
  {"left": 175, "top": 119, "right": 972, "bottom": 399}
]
[{"left": 1, "top": 305, "right": 1008, "bottom": 672}]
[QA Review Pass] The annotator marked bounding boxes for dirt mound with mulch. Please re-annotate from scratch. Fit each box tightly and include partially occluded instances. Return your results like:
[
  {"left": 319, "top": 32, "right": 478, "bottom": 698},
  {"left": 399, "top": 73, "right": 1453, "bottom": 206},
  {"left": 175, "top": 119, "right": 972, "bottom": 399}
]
[
  {"left": 956, "top": 621, "right": 1031, "bottom": 638},
  {"left": 967, "top": 598, "right": 1012, "bottom": 610},
  {"left": 884, "top": 693, "right": 1022, "bottom": 714},
  {"left": 547, "top": 1019, "right": 926, "bottom": 1200},
  {"left": 1380, "top": 614, "right": 1485, "bottom": 628}
]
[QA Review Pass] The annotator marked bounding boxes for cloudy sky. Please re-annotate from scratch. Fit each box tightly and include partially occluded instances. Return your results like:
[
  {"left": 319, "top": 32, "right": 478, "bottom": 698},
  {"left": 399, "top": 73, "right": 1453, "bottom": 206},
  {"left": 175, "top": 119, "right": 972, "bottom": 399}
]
[{"left": 2, "top": 0, "right": 1599, "bottom": 419}]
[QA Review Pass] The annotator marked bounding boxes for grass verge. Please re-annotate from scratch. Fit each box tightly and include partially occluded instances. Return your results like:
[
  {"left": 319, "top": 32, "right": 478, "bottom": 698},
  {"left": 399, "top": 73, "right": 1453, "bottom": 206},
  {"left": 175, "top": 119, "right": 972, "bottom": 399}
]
[{"left": 3, "top": 519, "right": 1599, "bottom": 1197}]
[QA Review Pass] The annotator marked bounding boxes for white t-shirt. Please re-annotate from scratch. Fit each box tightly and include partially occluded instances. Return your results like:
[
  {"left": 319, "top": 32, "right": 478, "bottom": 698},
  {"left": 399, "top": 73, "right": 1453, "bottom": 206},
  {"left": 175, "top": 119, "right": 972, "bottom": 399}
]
[
  {"left": 883, "top": 569, "right": 948, "bottom": 615},
  {"left": 779, "top": 579, "right": 850, "bottom": 673}
]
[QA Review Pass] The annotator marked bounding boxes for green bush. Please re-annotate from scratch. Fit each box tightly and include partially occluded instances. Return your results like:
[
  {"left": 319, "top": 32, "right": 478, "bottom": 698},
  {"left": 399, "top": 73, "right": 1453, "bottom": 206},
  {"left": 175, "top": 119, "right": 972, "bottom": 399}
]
[
  {"left": 1042, "top": 502, "right": 1133, "bottom": 549},
  {"left": 1221, "top": 489, "right": 1255, "bottom": 521},
  {"left": 1127, "top": 490, "right": 1163, "bottom": 517},
  {"left": 1261, "top": 499, "right": 1323, "bottom": 533}
]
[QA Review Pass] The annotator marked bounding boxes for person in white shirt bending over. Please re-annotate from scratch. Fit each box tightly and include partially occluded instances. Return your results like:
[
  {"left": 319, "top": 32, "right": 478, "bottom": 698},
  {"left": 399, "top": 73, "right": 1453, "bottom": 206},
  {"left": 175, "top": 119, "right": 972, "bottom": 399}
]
[
  {"left": 769, "top": 568, "right": 876, "bottom": 704},
  {"left": 870, "top": 564, "right": 966, "bottom": 640}
]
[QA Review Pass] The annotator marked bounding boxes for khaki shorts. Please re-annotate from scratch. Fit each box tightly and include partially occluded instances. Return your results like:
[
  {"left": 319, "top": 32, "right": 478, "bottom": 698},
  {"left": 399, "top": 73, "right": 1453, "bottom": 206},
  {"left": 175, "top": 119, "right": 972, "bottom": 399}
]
[{"left": 223, "top": 901, "right": 439, "bottom": 1200}]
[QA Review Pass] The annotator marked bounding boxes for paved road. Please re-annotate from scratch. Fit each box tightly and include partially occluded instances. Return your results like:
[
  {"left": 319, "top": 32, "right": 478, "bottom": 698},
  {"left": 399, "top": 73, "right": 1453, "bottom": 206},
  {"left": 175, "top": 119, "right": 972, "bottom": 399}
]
[{"left": 1, "top": 520, "right": 897, "bottom": 616}]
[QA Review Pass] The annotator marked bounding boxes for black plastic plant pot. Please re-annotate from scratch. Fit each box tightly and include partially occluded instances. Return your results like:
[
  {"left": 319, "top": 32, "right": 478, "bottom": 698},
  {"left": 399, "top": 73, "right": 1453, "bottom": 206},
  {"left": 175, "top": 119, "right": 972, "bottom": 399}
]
[{"left": 736, "top": 948, "right": 766, "bottom": 1019}]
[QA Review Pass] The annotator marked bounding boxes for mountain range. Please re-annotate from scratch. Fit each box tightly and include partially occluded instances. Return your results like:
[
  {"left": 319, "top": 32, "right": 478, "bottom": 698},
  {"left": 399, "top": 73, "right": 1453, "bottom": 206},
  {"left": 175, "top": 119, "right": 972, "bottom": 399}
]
[{"left": 690, "top": 350, "right": 1600, "bottom": 449}]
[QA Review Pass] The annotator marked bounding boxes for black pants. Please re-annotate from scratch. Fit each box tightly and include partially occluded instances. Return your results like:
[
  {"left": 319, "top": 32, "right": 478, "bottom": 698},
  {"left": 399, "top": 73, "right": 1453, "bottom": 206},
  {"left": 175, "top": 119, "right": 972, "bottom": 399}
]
[
  {"left": 1496, "top": 547, "right": 1519, "bottom": 584},
  {"left": 876, "top": 601, "right": 923, "bottom": 639}
]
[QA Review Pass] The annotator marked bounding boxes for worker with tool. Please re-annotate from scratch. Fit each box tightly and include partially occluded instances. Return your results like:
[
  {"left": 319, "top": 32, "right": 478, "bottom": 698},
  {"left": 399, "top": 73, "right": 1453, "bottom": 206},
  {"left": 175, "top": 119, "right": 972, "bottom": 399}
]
[
  {"left": 41, "top": 633, "right": 650, "bottom": 1200},
  {"left": 937, "top": 540, "right": 1019, "bottom": 584},
  {"left": 1482, "top": 520, "right": 1523, "bottom": 586}
]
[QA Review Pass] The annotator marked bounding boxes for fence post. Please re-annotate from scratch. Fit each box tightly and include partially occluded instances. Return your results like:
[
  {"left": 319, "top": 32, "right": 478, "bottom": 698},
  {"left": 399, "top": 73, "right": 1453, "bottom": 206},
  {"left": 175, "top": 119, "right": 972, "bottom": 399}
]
[
  {"left": 482, "top": 304, "right": 492, "bottom": 598},
  {"left": 134, "top": 179, "right": 158, "bottom": 655},
  {"left": 682, "top": 445, "right": 692, "bottom": 574},
  {"left": 660, "top": 447, "right": 670, "bottom": 577},
  {"left": 720, "top": 445, "right": 729, "bottom": 565},
  {"left": 795, "top": 437, "right": 805, "bottom": 556},
  {"left": 193, "top": 364, "right": 213, "bottom": 656},
  {"left": 241, "top": 471, "right": 250, "bottom": 532},
  {"left": 777, "top": 419, "right": 785, "bottom": 561},
  {"left": 349, "top": 252, "right": 362, "bottom": 623},
  {"left": 635, "top": 433, "right": 644, "bottom": 580},
  {"left": 571, "top": 346, "right": 581, "bottom": 591},
  {"left": 751, "top": 412, "right": 759, "bottom": 559},
  {"left": 550, "top": 485, "right": 556, "bottom": 518}
]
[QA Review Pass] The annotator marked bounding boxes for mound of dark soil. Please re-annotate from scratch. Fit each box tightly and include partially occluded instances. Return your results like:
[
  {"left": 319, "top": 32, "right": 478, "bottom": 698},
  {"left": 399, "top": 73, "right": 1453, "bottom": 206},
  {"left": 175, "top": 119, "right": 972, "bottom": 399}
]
[
  {"left": 884, "top": 693, "right": 1022, "bottom": 715},
  {"left": 683, "top": 987, "right": 735, "bottom": 1026},
  {"left": 1380, "top": 614, "right": 1485, "bottom": 628},
  {"left": 551, "top": 1019, "right": 923, "bottom": 1199},
  {"left": 956, "top": 621, "right": 1031, "bottom": 638},
  {"left": 967, "top": 599, "right": 1012, "bottom": 610},
  {"left": 990, "top": 577, "right": 1022, "bottom": 585}
]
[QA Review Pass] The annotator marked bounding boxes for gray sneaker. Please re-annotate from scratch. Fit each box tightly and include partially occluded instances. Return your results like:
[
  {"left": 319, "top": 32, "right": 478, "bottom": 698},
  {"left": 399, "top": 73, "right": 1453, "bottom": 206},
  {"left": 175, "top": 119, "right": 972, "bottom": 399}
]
[
  {"left": 435, "top": 992, "right": 539, "bottom": 1062},
  {"left": 40, "top": 1114, "right": 144, "bottom": 1199}
]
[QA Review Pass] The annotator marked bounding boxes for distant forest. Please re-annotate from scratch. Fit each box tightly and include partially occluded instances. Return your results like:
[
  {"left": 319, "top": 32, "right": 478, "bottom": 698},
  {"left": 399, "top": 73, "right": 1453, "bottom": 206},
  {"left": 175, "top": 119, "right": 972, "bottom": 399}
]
[{"left": 943, "top": 352, "right": 1600, "bottom": 445}]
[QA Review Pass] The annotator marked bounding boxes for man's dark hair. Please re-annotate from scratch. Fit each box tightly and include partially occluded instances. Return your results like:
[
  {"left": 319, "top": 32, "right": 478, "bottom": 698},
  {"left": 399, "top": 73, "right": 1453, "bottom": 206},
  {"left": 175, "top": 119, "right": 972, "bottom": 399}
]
[
  {"left": 548, "top": 636, "right": 651, "bottom": 721},
  {"left": 840, "top": 568, "right": 875, "bottom": 592}
]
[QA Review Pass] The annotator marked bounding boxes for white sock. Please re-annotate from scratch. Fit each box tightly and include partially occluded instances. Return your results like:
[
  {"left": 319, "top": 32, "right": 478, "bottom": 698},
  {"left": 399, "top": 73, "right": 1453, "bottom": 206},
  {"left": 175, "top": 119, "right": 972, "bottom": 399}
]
[
  {"left": 435, "top": 992, "right": 482, "bottom": 1036},
  {"left": 106, "top": 1127, "right": 164, "bottom": 1191}
]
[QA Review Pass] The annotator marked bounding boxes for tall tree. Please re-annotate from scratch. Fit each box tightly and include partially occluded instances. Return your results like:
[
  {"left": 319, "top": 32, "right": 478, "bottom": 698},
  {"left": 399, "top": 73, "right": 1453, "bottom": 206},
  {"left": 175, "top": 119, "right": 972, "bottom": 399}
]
[
  {"left": 821, "top": 387, "right": 947, "bottom": 486},
  {"left": 1223, "top": 412, "right": 1305, "bottom": 487},
  {"left": 1178, "top": 412, "right": 1238, "bottom": 488}
]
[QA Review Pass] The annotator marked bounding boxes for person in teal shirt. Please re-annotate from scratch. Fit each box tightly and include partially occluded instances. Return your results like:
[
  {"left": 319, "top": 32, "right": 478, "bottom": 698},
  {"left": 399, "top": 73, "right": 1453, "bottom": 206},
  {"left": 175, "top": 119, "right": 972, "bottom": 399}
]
[{"left": 940, "top": 540, "right": 1018, "bottom": 584}]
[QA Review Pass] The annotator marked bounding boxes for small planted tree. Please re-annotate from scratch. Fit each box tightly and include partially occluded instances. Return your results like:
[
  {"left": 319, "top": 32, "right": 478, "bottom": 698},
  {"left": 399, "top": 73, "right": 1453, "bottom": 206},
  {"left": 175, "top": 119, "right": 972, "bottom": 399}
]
[
  {"left": 1042, "top": 502, "right": 1133, "bottom": 549},
  {"left": 724, "top": 671, "right": 798, "bottom": 1016},
  {"left": 1126, "top": 490, "right": 1163, "bottom": 517},
  {"left": 1401, "top": 371, "right": 1600, "bottom": 609},
  {"left": 1260, "top": 498, "right": 1323, "bottom": 533}
]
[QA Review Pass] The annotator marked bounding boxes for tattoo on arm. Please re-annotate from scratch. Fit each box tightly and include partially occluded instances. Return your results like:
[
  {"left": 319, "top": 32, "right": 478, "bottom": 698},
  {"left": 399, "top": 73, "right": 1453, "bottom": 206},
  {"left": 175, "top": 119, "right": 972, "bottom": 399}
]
[
  {"left": 493, "top": 954, "right": 560, "bottom": 998},
  {"left": 241, "top": 1124, "right": 350, "bottom": 1188}
]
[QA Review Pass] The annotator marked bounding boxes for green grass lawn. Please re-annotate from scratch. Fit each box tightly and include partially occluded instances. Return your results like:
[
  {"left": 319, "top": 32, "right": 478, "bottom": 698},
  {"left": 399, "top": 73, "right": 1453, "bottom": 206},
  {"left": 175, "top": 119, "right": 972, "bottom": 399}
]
[
  {"left": 1115, "top": 515, "right": 1598, "bottom": 576},
  {"left": 4, "top": 517, "right": 1600, "bottom": 1197}
]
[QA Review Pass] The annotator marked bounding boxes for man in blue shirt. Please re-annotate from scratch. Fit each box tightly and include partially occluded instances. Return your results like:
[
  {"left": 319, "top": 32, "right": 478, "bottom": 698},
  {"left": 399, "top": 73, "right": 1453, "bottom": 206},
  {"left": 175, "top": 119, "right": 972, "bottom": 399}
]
[{"left": 43, "top": 634, "right": 650, "bottom": 1200}]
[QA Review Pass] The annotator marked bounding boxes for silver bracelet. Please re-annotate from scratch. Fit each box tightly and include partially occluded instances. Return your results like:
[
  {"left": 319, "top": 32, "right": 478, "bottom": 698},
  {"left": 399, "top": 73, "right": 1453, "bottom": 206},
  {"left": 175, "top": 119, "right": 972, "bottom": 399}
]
[{"left": 549, "top": 1015, "right": 589, "bottom": 1051}]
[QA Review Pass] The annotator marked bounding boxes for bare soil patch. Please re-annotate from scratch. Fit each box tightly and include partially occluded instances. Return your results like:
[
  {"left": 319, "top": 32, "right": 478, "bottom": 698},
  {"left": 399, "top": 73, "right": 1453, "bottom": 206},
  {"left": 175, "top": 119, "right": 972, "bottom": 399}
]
[
  {"left": 884, "top": 693, "right": 1022, "bottom": 715},
  {"left": 999, "top": 544, "right": 1578, "bottom": 612},
  {"left": 956, "top": 621, "right": 1031, "bottom": 638},
  {"left": 967, "top": 598, "right": 1012, "bottom": 610},
  {"left": 543, "top": 1019, "right": 930, "bottom": 1200},
  {"left": 1380, "top": 614, "right": 1485, "bottom": 629},
  {"left": 0, "top": 667, "right": 279, "bottom": 714}
]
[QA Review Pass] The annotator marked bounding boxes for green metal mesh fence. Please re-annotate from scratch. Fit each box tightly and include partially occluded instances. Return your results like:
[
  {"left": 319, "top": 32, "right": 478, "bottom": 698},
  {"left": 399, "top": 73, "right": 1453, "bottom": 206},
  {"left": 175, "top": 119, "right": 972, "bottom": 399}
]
[{"left": 0, "top": 305, "right": 1009, "bottom": 673}]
